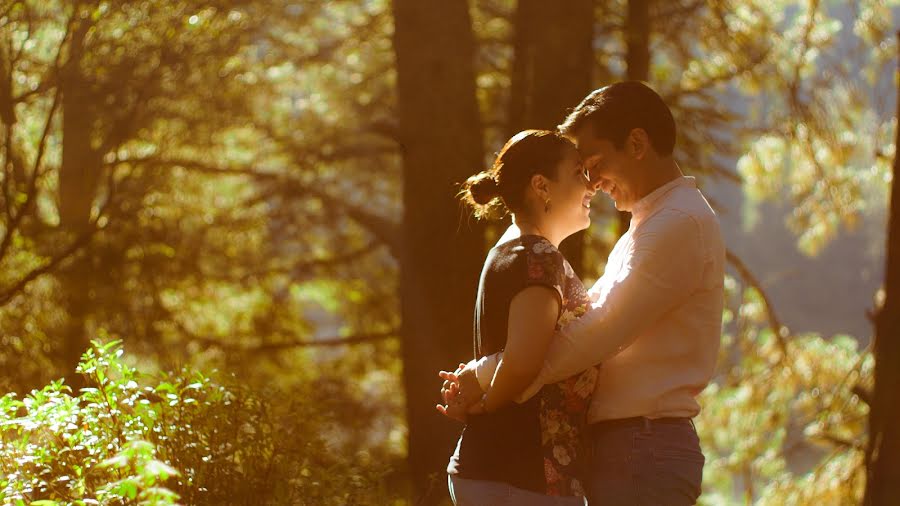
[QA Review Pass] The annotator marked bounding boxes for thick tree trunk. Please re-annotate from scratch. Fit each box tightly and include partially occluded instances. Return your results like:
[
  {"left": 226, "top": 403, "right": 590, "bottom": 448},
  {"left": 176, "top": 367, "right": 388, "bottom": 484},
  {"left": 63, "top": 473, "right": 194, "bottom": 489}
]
[
  {"left": 618, "top": 0, "right": 651, "bottom": 236},
  {"left": 57, "top": 14, "right": 102, "bottom": 389},
  {"left": 507, "top": 0, "right": 593, "bottom": 276},
  {"left": 391, "top": 1, "right": 485, "bottom": 502},
  {"left": 864, "top": 30, "right": 900, "bottom": 506},
  {"left": 625, "top": 0, "right": 650, "bottom": 82}
]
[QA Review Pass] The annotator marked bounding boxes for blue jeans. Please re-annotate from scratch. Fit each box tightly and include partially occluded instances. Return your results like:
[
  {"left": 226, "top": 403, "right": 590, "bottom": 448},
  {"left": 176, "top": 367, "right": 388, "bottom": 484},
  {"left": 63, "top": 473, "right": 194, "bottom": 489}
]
[
  {"left": 448, "top": 475, "right": 587, "bottom": 506},
  {"left": 585, "top": 417, "right": 704, "bottom": 505}
]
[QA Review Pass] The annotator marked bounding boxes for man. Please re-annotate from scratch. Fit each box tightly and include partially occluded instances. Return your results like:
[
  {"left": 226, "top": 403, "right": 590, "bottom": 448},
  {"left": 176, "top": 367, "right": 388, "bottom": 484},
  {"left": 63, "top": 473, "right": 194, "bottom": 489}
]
[{"left": 439, "top": 81, "right": 724, "bottom": 505}]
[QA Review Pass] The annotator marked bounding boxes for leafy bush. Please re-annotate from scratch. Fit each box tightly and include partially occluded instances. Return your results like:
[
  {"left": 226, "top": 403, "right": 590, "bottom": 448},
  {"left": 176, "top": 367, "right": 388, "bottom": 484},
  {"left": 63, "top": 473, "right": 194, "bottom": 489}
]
[
  {"left": 697, "top": 282, "right": 871, "bottom": 505},
  {"left": 0, "top": 339, "right": 399, "bottom": 505}
]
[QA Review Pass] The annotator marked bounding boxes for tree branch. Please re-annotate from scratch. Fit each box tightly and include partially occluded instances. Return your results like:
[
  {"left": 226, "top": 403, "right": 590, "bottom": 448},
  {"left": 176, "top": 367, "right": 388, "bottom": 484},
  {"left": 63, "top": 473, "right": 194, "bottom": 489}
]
[
  {"left": 124, "top": 156, "right": 402, "bottom": 256},
  {"left": 0, "top": 142, "right": 119, "bottom": 306},
  {"left": 0, "top": 223, "right": 98, "bottom": 305},
  {"left": 726, "top": 248, "right": 790, "bottom": 358},
  {"left": 0, "top": 85, "right": 60, "bottom": 263},
  {"left": 182, "top": 324, "right": 399, "bottom": 351}
]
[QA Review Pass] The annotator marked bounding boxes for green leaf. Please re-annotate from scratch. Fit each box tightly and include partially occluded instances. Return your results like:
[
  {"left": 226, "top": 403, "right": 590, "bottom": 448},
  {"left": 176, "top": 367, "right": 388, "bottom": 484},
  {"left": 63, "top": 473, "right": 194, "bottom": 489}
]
[
  {"left": 100, "top": 454, "right": 128, "bottom": 469},
  {"left": 116, "top": 478, "right": 138, "bottom": 500},
  {"left": 143, "top": 459, "right": 179, "bottom": 481},
  {"left": 155, "top": 382, "right": 177, "bottom": 394}
]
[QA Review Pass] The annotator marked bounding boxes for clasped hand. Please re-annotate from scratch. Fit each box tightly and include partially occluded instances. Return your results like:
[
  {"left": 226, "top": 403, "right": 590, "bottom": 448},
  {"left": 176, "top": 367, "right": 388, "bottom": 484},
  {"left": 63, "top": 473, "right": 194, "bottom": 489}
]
[{"left": 435, "top": 362, "right": 485, "bottom": 423}]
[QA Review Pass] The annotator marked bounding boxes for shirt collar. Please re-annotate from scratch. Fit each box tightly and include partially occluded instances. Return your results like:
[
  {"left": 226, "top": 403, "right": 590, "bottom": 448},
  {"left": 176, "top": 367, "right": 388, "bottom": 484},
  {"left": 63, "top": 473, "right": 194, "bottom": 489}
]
[{"left": 631, "top": 176, "right": 696, "bottom": 220}]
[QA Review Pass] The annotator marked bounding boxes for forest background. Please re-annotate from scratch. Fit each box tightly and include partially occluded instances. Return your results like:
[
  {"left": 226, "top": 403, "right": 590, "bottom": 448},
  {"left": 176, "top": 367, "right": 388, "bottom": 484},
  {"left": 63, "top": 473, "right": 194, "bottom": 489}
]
[{"left": 0, "top": 1, "right": 897, "bottom": 505}]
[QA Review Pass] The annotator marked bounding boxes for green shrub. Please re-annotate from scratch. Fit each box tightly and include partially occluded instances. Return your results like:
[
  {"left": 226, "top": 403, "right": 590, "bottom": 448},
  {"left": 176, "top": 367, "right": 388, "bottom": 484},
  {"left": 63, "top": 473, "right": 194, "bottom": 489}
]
[{"left": 0, "top": 339, "right": 399, "bottom": 505}]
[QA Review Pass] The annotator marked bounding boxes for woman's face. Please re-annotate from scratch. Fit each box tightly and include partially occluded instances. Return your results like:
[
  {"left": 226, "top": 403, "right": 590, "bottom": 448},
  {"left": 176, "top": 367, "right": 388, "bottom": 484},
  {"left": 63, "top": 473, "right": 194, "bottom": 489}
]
[{"left": 546, "top": 146, "right": 594, "bottom": 234}]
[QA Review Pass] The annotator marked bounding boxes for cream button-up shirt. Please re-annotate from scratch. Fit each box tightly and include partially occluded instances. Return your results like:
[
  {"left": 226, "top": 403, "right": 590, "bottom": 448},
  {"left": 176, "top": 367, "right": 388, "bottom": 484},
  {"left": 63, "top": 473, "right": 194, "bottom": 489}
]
[{"left": 477, "top": 176, "right": 724, "bottom": 422}]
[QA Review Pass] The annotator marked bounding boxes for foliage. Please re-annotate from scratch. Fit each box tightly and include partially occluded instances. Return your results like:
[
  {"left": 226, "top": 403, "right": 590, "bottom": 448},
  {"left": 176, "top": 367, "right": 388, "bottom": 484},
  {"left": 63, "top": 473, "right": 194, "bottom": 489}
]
[
  {"left": 0, "top": 339, "right": 401, "bottom": 505},
  {"left": 697, "top": 277, "right": 871, "bottom": 505},
  {"left": 734, "top": 0, "right": 897, "bottom": 255},
  {"left": 0, "top": 0, "right": 400, "bottom": 390},
  {"left": 0, "top": 0, "right": 892, "bottom": 504}
]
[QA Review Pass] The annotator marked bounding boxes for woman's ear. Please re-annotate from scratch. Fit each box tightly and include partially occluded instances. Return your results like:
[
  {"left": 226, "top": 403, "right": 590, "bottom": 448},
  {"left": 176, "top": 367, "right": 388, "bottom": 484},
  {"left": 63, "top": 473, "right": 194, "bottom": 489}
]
[
  {"left": 530, "top": 173, "right": 551, "bottom": 201},
  {"left": 628, "top": 128, "right": 650, "bottom": 160}
]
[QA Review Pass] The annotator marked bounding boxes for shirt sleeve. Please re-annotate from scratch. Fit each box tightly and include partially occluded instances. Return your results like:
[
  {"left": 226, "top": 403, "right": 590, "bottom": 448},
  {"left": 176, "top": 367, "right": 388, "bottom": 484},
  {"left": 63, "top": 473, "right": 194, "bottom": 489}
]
[
  {"left": 474, "top": 353, "right": 500, "bottom": 391},
  {"left": 518, "top": 238, "right": 566, "bottom": 310},
  {"left": 523, "top": 210, "right": 707, "bottom": 391}
]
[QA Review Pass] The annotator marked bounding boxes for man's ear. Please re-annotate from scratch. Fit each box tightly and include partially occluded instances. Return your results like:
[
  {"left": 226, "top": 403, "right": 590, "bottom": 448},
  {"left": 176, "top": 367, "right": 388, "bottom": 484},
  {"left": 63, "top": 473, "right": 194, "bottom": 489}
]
[{"left": 628, "top": 128, "right": 650, "bottom": 160}]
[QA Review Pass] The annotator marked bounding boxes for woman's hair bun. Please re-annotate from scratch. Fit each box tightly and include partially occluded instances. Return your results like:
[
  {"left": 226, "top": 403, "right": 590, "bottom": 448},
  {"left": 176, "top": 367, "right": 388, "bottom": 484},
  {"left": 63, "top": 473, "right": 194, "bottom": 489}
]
[
  {"left": 458, "top": 128, "right": 570, "bottom": 220},
  {"left": 465, "top": 171, "right": 500, "bottom": 205}
]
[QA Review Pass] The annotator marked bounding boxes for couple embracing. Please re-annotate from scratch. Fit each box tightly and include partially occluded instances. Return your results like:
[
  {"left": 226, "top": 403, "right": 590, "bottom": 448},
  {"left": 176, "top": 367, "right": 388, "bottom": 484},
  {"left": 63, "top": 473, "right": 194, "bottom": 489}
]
[{"left": 437, "top": 82, "right": 725, "bottom": 506}]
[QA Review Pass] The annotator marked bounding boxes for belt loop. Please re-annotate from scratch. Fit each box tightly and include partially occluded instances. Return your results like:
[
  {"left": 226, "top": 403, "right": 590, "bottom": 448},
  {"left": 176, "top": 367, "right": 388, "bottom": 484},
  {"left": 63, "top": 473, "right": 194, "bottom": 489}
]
[{"left": 642, "top": 416, "right": 651, "bottom": 433}]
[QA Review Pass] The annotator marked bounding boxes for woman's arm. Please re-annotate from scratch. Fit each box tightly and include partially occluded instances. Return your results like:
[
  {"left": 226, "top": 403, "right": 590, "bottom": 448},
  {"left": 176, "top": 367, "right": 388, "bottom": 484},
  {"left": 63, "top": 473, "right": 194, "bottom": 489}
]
[{"left": 478, "top": 285, "right": 560, "bottom": 413}]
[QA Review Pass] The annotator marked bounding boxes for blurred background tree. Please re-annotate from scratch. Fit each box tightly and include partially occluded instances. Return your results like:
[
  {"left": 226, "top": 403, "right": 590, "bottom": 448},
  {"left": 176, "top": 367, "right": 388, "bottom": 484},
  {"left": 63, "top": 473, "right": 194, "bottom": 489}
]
[
  {"left": 864, "top": 29, "right": 900, "bottom": 506},
  {"left": 0, "top": 0, "right": 894, "bottom": 504}
]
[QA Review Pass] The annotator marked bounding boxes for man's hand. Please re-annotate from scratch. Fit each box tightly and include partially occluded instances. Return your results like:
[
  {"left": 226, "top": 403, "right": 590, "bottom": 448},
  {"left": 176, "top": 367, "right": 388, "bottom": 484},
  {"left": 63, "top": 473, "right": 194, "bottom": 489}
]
[
  {"left": 436, "top": 381, "right": 470, "bottom": 422},
  {"left": 439, "top": 363, "right": 466, "bottom": 405},
  {"left": 435, "top": 361, "right": 484, "bottom": 423},
  {"left": 455, "top": 363, "right": 484, "bottom": 402}
]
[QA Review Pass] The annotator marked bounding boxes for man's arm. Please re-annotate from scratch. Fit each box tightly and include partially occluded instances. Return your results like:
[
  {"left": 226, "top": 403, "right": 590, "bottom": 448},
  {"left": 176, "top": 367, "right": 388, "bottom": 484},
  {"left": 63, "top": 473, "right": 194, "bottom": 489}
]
[
  {"left": 437, "top": 284, "right": 560, "bottom": 418},
  {"left": 524, "top": 211, "right": 706, "bottom": 391},
  {"left": 474, "top": 353, "right": 500, "bottom": 391}
]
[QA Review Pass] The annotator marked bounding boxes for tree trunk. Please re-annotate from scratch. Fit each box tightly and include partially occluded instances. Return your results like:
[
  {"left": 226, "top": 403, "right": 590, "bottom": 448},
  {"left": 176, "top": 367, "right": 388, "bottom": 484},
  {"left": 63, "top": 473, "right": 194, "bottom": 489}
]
[
  {"left": 625, "top": 0, "right": 650, "bottom": 82},
  {"left": 618, "top": 0, "right": 651, "bottom": 237},
  {"left": 864, "top": 30, "right": 900, "bottom": 506},
  {"left": 57, "top": 12, "right": 102, "bottom": 389},
  {"left": 507, "top": 0, "right": 594, "bottom": 276},
  {"left": 391, "top": 1, "right": 485, "bottom": 502}
]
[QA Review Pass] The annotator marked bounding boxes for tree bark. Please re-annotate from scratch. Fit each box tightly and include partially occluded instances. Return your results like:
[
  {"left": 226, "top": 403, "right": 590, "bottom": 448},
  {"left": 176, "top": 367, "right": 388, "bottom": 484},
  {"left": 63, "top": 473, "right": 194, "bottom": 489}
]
[
  {"left": 391, "top": 1, "right": 486, "bottom": 502},
  {"left": 864, "top": 30, "right": 900, "bottom": 506},
  {"left": 618, "top": 0, "right": 652, "bottom": 237},
  {"left": 507, "top": 0, "right": 594, "bottom": 276},
  {"left": 625, "top": 0, "right": 651, "bottom": 82},
  {"left": 57, "top": 11, "right": 102, "bottom": 389}
]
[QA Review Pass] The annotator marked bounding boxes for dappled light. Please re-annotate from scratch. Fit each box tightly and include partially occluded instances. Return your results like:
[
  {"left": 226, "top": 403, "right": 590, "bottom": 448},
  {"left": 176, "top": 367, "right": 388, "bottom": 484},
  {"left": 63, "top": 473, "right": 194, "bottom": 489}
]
[{"left": 0, "top": 1, "right": 895, "bottom": 505}]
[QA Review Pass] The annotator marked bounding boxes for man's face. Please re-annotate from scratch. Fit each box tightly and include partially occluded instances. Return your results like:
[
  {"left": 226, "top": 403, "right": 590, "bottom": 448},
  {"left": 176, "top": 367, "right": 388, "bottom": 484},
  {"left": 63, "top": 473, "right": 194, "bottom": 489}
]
[{"left": 573, "top": 126, "right": 640, "bottom": 212}]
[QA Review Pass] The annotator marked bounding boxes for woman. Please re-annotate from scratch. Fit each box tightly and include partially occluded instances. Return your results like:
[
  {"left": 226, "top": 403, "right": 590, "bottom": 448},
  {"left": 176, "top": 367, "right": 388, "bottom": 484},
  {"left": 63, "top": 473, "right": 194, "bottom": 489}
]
[{"left": 445, "top": 129, "right": 598, "bottom": 505}]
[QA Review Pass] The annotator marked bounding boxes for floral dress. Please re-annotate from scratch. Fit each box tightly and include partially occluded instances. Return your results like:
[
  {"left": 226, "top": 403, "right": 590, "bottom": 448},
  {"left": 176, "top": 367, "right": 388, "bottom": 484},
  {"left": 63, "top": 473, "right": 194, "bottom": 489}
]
[
  {"left": 447, "top": 234, "right": 597, "bottom": 497},
  {"left": 525, "top": 237, "right": 598, "bottom": 496}
]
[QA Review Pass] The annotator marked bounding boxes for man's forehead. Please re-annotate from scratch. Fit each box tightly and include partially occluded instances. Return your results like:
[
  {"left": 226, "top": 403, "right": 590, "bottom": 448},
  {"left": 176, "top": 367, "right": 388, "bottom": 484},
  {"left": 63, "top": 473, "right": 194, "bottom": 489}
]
[{"left": 572, "top": 125, "right": 606, "bottom": 155}]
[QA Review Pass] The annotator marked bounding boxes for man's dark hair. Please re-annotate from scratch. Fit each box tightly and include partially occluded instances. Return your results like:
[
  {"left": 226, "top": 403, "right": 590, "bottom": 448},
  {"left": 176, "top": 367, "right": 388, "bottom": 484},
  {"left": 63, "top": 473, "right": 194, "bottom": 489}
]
[{"left": 558, "top": 81, "right": 676, "bottom": 156}]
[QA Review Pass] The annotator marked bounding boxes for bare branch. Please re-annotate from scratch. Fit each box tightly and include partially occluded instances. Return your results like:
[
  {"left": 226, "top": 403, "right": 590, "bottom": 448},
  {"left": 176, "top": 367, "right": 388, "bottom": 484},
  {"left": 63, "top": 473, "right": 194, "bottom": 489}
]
[
  {"left": 181, "top": 323, "right": 398, "bottom": 351},
  {"left": 0, "top": 223, "right": 97, "bottom": 306},
  {"left": 248, "top": 240, "right": 383, "bottom": 279},
  {"left": 0, "top": 86, "right": 60, "bottom": 263},
  {"left": 0, "top": 143, "right": 120, "bottom": 307},
  {"left": 726, "top": 248, "right": 790, "bottom": 358},
  {"left": 813, "top": 432, "right": 865, "bottom": 451},
  {"left": 247, "top": 331, "right": 398, "bottom": 350},
  {"left": 125, "top": 156, "right": 402, "bottom": 256}
]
